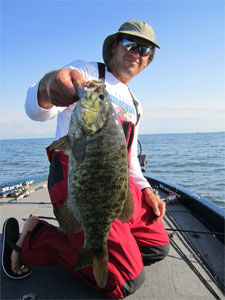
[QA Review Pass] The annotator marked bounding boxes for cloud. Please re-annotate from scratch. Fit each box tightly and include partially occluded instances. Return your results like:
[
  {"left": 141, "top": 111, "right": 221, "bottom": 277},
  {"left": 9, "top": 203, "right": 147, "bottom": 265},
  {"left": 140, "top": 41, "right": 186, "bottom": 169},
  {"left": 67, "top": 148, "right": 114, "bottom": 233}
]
[
  {"left": 139, "top": 104, "right": 225, "bottom": 134},
  {"left": 142, "top": 104, "right": 225, "bottom": 120},
  {"left": 1, "top": 105, "right": 224, "bottom": 139},
  {"left": 0, "top": 111, "right": 57, "bottom": 139}
]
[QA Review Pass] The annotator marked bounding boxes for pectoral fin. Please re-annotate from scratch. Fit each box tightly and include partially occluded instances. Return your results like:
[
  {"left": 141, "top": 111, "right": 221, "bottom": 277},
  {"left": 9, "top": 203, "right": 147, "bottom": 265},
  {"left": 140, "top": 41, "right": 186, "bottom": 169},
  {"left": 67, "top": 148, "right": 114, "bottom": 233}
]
[
  {"left": 118, "top": 189, "right": 134, "bottom": 223},
  {"left": 49, "top": 135, "right": 69, "bottom": 154},
  {"left": 57, "top": 201, "right": 82, "bottom": 233}
]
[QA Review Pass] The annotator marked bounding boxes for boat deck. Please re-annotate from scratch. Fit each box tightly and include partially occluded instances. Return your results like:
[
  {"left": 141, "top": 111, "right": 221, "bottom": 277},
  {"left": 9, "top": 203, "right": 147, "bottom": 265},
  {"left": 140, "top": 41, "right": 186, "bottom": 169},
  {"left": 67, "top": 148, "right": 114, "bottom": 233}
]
[{"left": 0, "top": 182, "right": 224, "bottom": 300}]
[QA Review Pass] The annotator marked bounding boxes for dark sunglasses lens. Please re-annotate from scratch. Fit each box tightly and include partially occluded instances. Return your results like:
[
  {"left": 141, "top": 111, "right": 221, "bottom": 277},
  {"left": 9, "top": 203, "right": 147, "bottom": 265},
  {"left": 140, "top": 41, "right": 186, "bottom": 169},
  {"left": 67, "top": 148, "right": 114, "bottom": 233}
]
[
  {"left": 122, "top": 39, "right": 135, "bottom": 51},
  {"left": 121, "top": 39, "right": 152, "bottom": 56},
  {"left": 139, "top": 46, "right": 151, "bottom": 56}
]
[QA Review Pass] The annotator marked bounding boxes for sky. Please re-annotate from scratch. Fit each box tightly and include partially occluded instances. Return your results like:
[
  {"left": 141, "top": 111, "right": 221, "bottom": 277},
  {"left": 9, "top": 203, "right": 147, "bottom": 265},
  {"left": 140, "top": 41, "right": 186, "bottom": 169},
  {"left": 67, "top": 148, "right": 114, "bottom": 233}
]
[{"left": 1, "top": 0, "right": 225, "bottom": 139}]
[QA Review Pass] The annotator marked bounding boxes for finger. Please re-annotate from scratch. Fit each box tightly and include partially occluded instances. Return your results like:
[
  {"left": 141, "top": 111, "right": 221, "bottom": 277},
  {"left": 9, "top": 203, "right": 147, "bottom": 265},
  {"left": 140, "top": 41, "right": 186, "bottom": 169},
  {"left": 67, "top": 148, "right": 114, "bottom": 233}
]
[
  {"left": 158, "top": 201, "right": 165, "bottom": 217},
  {"left": 53, "top": 69, "right": 85, "bottom": 105},
  {"left": 49, "top": 85, "right": 77, "bottom": 106},
  {"left": 152, "top": 205, "right": 160, "bottom": 217},
  {"left": 152, "top": 202, "right": 165, "bottom": 223},
  {"left": 72, "top": 79, "right": 86, "bottom": 88},
  {"left": 48, "top": 69, "right": 86, "bottom": 107},
  {"left": 152, "top": 213, "right": 164, "bottom": 223},
  {"left": 152, "top": 216, "right": 161, "bottom": 223},
  {"left": 49, "top": 92, "right": 75, "bottom": 106},
  {"left": 48, "top": 70, "right": 77, "bottom": 105},
  {"left": 152, "top": 208, "right": 163, "bottom": 223},
  {"left": 70, "top": 70, "right": 86, "bottom": 87},
  {"left": 57, "top": 69, "right": 76, "bottom": 90},
  {"left": 151, "top": 210, "right": 161, "bottom": 223},
  {"left": 161, "top": 203, "right": 166, "bottom": 217}
]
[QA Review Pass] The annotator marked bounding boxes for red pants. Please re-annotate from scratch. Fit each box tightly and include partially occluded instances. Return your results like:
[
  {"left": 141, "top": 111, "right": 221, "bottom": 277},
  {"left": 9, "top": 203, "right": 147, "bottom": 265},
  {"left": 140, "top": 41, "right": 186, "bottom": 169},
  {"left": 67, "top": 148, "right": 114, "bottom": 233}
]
[{"left": 21, "top": 148, "right": 169, "bottom": 298}]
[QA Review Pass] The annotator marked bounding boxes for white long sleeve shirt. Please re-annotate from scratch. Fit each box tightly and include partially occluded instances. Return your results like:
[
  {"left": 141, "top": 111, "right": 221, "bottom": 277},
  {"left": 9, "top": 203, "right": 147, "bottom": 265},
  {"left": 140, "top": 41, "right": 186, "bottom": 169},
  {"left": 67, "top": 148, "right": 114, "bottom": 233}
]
[{"left": 25, "top": 60, "right": 150, "bottom": 190}]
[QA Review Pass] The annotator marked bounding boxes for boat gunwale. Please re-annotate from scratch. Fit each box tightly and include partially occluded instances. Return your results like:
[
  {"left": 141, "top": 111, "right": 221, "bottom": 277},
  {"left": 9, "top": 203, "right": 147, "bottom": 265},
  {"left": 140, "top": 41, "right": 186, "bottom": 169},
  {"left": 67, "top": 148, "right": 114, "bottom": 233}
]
[{"left": 145, "top": 173, "right": 225, "bottom": 244}]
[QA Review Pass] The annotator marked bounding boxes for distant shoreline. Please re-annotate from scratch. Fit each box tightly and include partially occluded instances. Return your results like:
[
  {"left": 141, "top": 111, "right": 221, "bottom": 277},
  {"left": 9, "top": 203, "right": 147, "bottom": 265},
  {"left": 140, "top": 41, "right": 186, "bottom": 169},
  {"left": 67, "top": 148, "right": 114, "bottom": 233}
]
[{"left": 1, "top": 131, "right": 224, "bottom": 141}]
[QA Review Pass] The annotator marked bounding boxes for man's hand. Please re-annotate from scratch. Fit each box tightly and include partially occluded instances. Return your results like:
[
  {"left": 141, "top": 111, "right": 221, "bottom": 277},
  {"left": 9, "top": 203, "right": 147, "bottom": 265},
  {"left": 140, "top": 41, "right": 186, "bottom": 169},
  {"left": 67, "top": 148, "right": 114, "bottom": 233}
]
[
  {"left": 143, "top": 187, "right": 166, "bottom": 223},
  {"left": 38, "top": 68, "right": 85, "bottom": 109}
]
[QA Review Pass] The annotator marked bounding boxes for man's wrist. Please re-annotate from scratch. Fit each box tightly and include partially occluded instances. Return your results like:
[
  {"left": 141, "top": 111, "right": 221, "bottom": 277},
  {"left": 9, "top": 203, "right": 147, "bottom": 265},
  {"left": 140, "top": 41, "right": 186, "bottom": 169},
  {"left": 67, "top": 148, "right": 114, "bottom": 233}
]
[{"left": 142, "top": 187, "right": 152, "bottom": 193}]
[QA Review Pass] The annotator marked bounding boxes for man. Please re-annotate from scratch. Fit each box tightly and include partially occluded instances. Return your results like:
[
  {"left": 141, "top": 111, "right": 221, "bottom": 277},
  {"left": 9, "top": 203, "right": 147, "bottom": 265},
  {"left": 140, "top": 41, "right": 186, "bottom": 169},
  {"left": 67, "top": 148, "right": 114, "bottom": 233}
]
[{"left": 2, "top": 20, "right": 169, "bottom": 298}]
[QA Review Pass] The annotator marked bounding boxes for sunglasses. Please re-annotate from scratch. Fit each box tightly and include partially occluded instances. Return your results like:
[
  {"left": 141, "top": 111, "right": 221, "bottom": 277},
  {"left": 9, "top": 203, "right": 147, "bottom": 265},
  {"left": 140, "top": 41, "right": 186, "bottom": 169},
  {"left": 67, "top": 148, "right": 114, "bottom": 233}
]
[{"left": 120, "top": 38, "right": 153, "bottom": 57}]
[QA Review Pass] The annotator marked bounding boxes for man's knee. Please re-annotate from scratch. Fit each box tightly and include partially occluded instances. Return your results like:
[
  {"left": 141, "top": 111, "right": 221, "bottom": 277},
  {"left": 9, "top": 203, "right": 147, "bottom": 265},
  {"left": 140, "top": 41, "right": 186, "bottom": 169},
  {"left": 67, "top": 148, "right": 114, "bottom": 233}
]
[
  {"left": 106, "top": 267, "right": 145, "bottom": 298},
  {"left": 121, "top": 268, "right": 145, "bottom": 297},
  {"left": 141, "top": 243, "right": 170, "bottom": 265}
]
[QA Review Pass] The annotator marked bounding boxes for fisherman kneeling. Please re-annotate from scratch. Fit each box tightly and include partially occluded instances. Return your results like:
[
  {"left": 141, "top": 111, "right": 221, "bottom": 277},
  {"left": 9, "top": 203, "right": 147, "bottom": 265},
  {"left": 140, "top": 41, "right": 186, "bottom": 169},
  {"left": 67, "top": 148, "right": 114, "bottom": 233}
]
[{"left": 2, "top": 20, "right": 170, "bottom": 299}]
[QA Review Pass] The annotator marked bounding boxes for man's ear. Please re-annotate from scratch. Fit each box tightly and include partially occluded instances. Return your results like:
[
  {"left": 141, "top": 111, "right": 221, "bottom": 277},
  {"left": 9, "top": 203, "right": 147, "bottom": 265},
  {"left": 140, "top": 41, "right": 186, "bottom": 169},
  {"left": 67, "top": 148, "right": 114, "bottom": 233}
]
[
  {"left": 148, "top": 47, "right": 156, "bottom": 64},
  {"left": 111, "top": 40, "right": 119, "bottom": 54}
]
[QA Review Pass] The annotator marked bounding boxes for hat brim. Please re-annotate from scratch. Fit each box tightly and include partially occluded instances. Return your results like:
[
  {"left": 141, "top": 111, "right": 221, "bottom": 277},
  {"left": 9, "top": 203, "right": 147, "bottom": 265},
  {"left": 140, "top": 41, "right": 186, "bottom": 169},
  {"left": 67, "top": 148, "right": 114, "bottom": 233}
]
[{"left": 102, "top": 31, "right": 160, "bottom": 65}]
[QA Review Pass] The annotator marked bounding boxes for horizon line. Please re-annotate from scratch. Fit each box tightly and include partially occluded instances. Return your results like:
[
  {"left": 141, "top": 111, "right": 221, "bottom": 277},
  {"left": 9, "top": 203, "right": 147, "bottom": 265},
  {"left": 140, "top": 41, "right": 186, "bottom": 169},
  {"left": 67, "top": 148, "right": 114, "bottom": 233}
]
[{"left": 1, "top": 130, "right": 225, "bottom": 141}]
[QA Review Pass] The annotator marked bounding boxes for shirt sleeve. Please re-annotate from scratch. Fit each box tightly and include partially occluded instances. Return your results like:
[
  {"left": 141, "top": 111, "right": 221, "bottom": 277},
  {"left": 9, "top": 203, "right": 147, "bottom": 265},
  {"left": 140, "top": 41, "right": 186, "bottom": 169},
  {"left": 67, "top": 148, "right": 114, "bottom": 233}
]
[{"left": 129, "top": 121, "right": 151, "bottom": 190}]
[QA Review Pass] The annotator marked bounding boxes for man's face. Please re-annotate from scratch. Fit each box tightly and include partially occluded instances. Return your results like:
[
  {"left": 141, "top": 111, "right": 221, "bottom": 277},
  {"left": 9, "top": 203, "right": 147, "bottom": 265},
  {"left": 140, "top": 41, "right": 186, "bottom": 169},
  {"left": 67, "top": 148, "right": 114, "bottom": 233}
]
[{"left": 109, "top": 34, "right": 153, "bottom": 84}]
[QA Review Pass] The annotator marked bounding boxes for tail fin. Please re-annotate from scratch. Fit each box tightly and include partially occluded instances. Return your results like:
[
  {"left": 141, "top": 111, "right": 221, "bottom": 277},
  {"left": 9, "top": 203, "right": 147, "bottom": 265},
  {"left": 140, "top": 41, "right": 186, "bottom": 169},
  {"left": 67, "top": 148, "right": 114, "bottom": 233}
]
[
  {"left": 93, "top": 251, "right": 108, "bottom": 289},
  {"left": 76, "top": 248, "right": 109, "bottom": 289},
  {"left": 75, "top": 247, "right": 93, "bottom": 271}
]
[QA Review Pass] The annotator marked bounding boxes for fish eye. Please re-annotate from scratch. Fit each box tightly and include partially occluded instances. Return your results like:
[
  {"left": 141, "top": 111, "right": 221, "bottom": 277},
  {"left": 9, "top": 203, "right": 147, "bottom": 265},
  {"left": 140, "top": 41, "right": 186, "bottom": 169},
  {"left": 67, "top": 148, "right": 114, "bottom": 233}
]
[{"left": 99, "top": 94, "right": 105, "bottom": 100}]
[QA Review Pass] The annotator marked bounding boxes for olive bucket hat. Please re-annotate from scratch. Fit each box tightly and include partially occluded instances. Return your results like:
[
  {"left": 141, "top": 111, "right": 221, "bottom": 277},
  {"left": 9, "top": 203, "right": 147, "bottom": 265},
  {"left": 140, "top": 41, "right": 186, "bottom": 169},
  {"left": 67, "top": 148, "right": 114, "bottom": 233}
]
[{"left": 102, "top": 19, "right": 160, "bottom": 65}]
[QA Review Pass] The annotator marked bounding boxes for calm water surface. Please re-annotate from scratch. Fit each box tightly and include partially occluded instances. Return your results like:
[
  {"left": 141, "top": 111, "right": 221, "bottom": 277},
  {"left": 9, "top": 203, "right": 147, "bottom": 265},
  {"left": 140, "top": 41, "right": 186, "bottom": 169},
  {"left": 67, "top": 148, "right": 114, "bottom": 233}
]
[{"left": 1, "top": 132, "right": 224, "bottom": 209}]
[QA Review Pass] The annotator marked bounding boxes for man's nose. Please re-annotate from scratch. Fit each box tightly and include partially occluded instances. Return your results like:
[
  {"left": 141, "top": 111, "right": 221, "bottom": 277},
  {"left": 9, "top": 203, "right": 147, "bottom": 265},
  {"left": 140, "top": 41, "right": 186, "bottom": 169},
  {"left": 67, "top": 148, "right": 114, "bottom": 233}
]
[{"left": 129, "top": 47, "right": 140, "bottom": 56}]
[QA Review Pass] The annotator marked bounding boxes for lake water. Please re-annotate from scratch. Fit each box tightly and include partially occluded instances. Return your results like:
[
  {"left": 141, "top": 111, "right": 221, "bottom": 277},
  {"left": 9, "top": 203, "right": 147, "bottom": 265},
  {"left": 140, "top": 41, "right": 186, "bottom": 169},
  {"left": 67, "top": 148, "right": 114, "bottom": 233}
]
[{"left": 1, "top": 132, "right": 224, "bottom": 209}]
